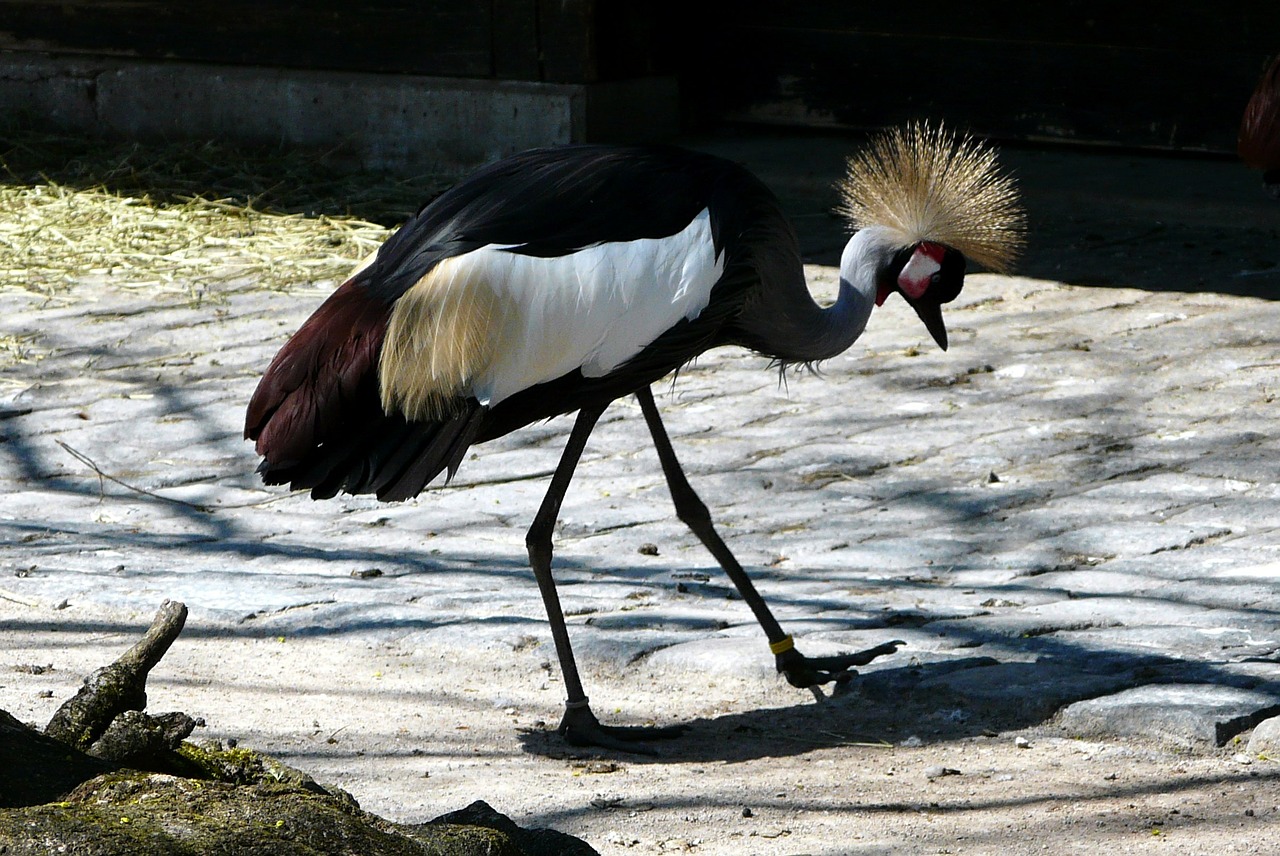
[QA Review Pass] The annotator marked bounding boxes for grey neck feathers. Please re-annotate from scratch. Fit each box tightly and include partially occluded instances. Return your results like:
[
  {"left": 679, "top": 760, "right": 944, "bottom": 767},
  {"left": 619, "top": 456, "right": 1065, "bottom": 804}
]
[{"left": 734, "top": 227, "right": 886, "bottom": 365}]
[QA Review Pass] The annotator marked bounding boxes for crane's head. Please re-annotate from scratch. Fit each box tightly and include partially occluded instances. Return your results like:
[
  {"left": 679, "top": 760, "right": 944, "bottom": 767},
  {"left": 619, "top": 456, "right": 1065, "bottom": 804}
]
[{"left": 837, "top": 123, "right": 1025, "bottom": 350}]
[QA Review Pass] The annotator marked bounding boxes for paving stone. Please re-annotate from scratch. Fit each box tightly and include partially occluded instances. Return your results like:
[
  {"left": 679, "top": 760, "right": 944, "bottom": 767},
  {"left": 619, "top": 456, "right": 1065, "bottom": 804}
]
[
  {"left": 1022, "top": 569, "right": 1163, "bottom": 597},
  {"left": 644, "top": 637, "right": 778, "bottom": 679},
  {"left": 1054, "top": 625, "right": 1280, "bottom": 662},
  {"left": 921, "top": 596, "right": 1221, "bottom": 646},
  {"left": 1246, "top": 715, "right": 1280, "bottom": 759},
  {"left": 4, "top": 268, "right": 1280, "bottom": 748},
  {"left": 914, "top": 660, "right": 1139, "bottom": 720},
  {"left": 857, "top": 655, "right": 1003, "bottom": 701},
  {"left": 1057, "top": 684, "right": 1280, "bottom": 747}
]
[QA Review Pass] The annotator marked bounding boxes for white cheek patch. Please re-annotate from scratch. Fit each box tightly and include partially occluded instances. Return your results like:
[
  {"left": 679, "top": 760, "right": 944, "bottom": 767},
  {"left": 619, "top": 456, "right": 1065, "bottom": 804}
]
[{"left": 897, "top": 247, "right": 942, "bottom": 300}]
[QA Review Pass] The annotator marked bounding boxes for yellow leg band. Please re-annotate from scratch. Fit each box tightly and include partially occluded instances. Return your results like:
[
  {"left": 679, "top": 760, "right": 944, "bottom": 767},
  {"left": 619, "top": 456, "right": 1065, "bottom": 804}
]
[{"left": 769, "top": 635, "right": 795, "bottom": 656}]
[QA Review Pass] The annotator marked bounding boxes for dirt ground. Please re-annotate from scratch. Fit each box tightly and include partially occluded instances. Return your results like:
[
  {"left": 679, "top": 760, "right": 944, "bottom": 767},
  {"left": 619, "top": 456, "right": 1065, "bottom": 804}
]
[{"left": 2, "top": 602, "right": 1276, "bottom": 856}]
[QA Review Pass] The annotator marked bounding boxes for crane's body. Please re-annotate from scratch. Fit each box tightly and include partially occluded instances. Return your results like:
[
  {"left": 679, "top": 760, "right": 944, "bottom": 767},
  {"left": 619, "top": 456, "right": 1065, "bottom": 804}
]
[
  {"left": 1240, "top": 53, "right": 1280, "bottom": 197},
  {"left": 246, "top": 145, "right": 879, "bottom": 502},
  {"left": 246, "top": 128, "right": 1023, "bottom": 749}
]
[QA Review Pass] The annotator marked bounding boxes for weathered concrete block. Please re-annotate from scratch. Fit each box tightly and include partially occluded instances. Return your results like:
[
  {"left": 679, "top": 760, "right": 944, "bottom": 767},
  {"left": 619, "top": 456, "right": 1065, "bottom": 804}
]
[
  {"left": 1246, "top": 715, "right": 1280, "bottom": 760},
  {"left": 915, "top": 660, "right": 1135, "bottom": 720},
  {"left": 1058, "top": 684, "right": 1280, "bottom": 747},
  {"left": 0, "top": 52, "right": 678, "bottom": 173},
  {"left": 645, "top": 637, "right": 776, "bottom": 679}
]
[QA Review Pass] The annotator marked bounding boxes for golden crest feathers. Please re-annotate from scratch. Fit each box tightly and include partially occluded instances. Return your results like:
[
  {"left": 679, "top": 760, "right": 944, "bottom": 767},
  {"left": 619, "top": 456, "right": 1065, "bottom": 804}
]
[{"left": 837, "top": 122, "right": 1026, "bottom": 272}]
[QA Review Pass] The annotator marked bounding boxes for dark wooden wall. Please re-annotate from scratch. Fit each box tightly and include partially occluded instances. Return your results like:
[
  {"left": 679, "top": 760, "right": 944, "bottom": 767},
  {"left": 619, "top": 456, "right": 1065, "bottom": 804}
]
[
  {"left": 693, "top": 1, "right": 1280, "bottom": 153},
  {"left": 0, "top": 0, "right": 671, "bottom": 84},
  {"left": 2, "top": 0, "right": 1274, "bottom": 152}
]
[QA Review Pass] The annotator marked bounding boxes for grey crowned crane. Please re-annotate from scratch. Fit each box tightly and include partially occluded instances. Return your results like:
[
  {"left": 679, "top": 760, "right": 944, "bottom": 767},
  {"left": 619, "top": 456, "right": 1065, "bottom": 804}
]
[
  {"left": 245, "top": 124, "right": 1025, "bottom": 750},
  {"left": 1241, "top": 53, "right": 1280, "bottom": 197}
]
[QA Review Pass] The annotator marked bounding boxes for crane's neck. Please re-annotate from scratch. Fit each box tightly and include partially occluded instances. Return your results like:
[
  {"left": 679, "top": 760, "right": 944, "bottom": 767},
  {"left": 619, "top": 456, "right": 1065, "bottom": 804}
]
[{"left": 736, "top": 226, "right": 890, "bottom": 364}]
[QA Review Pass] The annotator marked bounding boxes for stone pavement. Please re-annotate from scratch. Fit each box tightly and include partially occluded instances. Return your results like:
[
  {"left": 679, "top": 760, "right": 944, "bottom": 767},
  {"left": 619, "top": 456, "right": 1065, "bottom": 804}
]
[{"left": 2, "top": 144, "right": 1280, "bottom": 753}]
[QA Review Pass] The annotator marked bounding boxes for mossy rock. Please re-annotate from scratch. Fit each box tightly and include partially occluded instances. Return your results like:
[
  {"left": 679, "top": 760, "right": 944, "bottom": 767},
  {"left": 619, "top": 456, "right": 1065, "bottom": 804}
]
[
  {"left": 0, "top": 710, "right": 115, "bottom": 808},
  {"left": 0, "top": 772, "right": 595, "bottom": 856},
  {"left": 1, "top": 720, "right": 595, "bottom": 856},
  {"left": 171, "top": 739, "right": 356, "bottom": 807},
  {"left": 1, "top": 604, "right": 597, "bottom": 856}
]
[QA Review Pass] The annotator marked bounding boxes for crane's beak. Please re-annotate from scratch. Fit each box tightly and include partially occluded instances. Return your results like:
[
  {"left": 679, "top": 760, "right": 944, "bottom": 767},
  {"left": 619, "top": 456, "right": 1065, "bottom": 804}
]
[
  {"left": 908, "top": 299, "right": 949, "bottom": 351},
  {"left": 896, "top": 243, "right": 951, "bottom": 352}
]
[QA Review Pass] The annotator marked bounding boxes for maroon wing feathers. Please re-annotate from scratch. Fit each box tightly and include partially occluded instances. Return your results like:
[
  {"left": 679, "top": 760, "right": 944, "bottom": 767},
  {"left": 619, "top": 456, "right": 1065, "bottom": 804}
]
[
  {"left": 1241, "top": 54, "right": 1280, "bottom": 172},
  {"left": 245, "top": 278, "right": 392, "bottom": 468}
]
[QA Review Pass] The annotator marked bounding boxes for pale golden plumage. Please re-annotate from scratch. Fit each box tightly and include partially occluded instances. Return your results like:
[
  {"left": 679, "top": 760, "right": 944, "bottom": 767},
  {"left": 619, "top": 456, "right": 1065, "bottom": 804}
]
[
  {"left": 379, "top": 256, "right": 502, "bottom": 422},
  {"left": 837, "top": 122, "right": 1025, "bottom": 272}
]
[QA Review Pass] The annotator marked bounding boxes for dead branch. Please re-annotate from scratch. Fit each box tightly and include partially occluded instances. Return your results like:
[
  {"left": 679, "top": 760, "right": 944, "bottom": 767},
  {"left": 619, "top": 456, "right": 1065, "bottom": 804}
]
[{"left": 45, "top": 600, "right": 188, "bottom": 751}]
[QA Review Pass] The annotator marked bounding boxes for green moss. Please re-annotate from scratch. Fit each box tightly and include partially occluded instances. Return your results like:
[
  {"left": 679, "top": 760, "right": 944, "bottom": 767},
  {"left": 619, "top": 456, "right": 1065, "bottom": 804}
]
[
  {"left": 415, "top": 824, "right": 523, "bottom": 855},
  {"left": 0, "top": 772, "right": 533, "bottom": 856},
  {"left": 168, "top": 741, "right": 356, "bottom": 811},
  {"left": 173, "top": 741, "right": 270, "bottom": 783}
]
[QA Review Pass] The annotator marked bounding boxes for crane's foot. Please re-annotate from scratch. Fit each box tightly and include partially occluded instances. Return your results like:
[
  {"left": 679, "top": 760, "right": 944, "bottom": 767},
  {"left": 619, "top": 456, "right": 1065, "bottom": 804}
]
[
  {"left": 775, "top": 639, "right": 904, "bottom": 690},
  {"left": 558, "top": 701, "right": 685, "bottom": 753}
]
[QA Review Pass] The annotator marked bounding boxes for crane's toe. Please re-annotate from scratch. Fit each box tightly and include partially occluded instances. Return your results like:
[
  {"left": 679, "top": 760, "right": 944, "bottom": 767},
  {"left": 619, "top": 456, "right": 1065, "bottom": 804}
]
[
  {"left": 776, "top": 639, "right": 905, "bottom": 690},
  {"left": 558, "top": 703, "right": 685, "bottom": 753}
]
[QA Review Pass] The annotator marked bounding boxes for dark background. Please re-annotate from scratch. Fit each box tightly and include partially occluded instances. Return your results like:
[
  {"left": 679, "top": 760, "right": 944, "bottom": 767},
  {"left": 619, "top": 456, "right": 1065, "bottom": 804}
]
[{"left": 1, "top": 0, "right": 1276, "bottom": 153}]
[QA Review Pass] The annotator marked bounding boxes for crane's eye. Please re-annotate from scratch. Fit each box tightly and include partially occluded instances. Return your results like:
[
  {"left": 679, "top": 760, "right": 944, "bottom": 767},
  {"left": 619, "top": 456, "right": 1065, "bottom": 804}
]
[{"left": 929, "top": 249, "right": 967, "bottom": 304}]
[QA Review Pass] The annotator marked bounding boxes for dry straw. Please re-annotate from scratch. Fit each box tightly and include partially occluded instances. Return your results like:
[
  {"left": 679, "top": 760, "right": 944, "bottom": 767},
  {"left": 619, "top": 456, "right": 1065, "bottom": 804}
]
[{"left": 0, "top": 132, "right": 444, "bottom": 303}]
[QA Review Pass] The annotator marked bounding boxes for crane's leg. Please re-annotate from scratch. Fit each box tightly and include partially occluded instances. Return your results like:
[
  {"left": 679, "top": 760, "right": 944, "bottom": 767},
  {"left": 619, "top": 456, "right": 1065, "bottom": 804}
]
[
  {"left": 528, "top": 401, "right": 684, "bottom": 750},
  {"left": 634, "top": 386, "right": 902, "bottom": 692}
]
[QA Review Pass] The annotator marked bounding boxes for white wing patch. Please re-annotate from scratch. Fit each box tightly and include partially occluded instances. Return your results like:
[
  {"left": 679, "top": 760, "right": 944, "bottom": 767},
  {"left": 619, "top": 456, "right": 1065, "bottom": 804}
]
[{"left": 379, "top": 208, "right": 724, "bottom": 419}]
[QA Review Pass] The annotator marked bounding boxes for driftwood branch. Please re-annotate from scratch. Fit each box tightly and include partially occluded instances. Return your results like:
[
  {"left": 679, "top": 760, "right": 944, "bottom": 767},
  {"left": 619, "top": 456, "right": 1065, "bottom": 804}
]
[{"left": 45, "top": 600, "right": 188, "bottom": 751}]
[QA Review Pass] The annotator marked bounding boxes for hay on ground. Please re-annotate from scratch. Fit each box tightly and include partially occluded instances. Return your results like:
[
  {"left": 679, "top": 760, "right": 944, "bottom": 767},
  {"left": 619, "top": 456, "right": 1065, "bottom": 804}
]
[{"left": 0, "top": 133, "right": 446, "bottom": 302}]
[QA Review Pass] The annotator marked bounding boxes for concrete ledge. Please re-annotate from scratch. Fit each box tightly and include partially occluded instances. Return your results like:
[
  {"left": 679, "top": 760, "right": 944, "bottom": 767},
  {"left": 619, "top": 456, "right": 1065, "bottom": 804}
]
[{"left": 0, "top": 51, "right": 679, "bottom": 173}]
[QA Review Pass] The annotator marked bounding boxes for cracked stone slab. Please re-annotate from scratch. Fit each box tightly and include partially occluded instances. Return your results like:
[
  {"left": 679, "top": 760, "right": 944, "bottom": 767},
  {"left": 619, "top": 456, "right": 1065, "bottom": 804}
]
[
  {"left": 912, "top": 660, "right": 1142, "bottom": 721},
  {"left": 1057, "top": 684, "right": 1280, "bottom": 747},
  {"left": 1246, "top": 716, "right": 1280, "bottom": 759},
  {"left": 5, "top": 268, "right": 1280, "bottom": 751}
]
